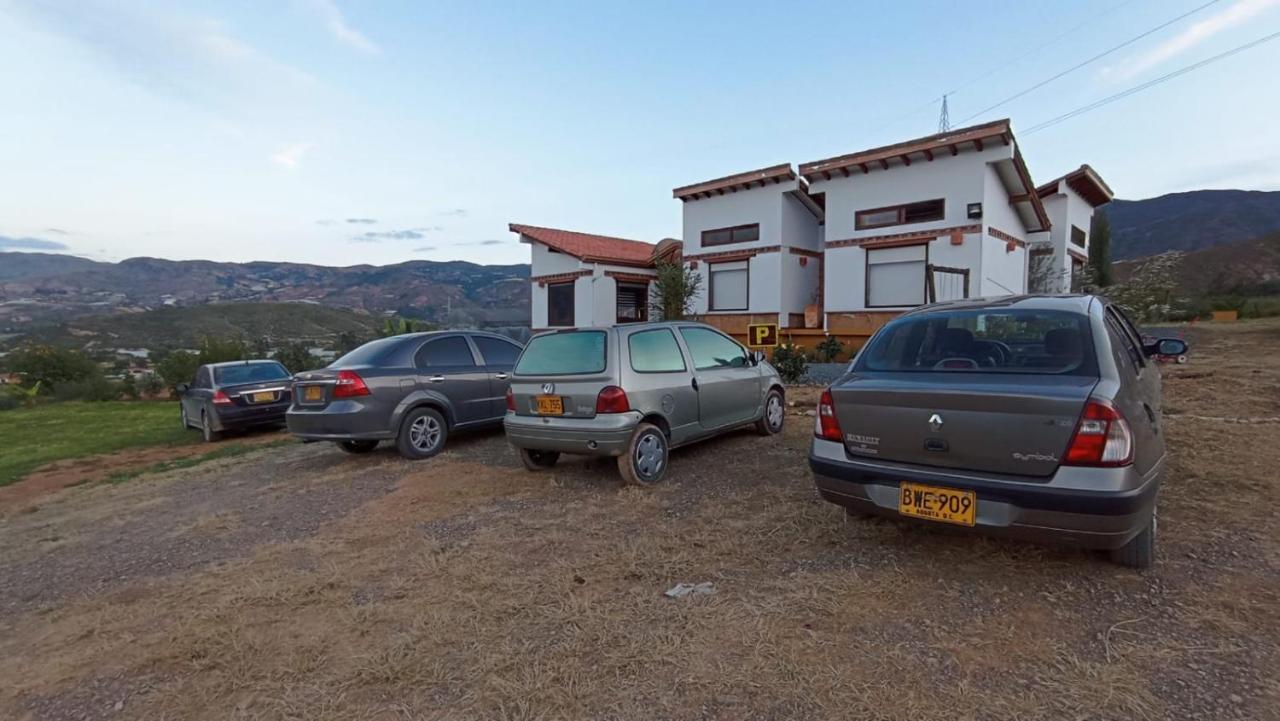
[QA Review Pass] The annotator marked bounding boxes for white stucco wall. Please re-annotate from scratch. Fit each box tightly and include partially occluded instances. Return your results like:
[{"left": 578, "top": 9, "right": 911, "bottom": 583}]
[
  {"left": 689, "top": 252, "right": 782, "bottom": 315},
  {"left": 781, "top": 193, "right": 822, "bottom": 252},
  {"left": 981, "top": 163, "right": 1026, "bottom": 242},
  {"left": 1038, "top": 183, "right": 1097, "bottom": 292},
  {"left": 823, "top": 231, "right": 984, "bottom": 312},
  {"left": 978, "top": 235, "right": 1028, "bottom": 297},
  {"left": 781, "top": 252, "right": 821, "bottom": 322},
  {"left": 529, "top": 241, "right": 583, "bottom": 276},
  {"left": 681, "top": 182, "right": 791, "bottom": 255}
]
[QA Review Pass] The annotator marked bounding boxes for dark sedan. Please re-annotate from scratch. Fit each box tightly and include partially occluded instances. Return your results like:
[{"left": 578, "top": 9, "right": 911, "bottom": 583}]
[
  {"left": 178, "top": 360, "right": 294, "bottom": 442},
  {"left": 286, "top": 331, "right": 522, "bottom": 459}
]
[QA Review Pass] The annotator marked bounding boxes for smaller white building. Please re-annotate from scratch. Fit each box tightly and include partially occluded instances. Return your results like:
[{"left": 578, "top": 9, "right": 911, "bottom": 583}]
[
  {"left": 1031, "top": 165, "right": 1114, "bottom": 293},
  {"left": 509, "top": 224, "right": 680, "bottom": 330}
]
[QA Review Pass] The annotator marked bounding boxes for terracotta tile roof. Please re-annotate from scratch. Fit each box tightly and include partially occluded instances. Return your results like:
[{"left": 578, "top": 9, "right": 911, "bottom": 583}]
[
  {"left": 673, "top": 163, "right": 798, "bottom": 201},
  {"left": 1035, "top": 164, "right": 1114, "bottom": 207},
  {"left": 509, "top": 223, "right": 658, "bottom": 267},
  {"left": 799, "top": 119, "right": 1012, "bottom": 179}
]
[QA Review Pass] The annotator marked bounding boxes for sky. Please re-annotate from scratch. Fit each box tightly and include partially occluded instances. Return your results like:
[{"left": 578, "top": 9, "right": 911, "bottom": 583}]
[{"left": 2, "top": 0, "right": 1278, "bottom": 266}]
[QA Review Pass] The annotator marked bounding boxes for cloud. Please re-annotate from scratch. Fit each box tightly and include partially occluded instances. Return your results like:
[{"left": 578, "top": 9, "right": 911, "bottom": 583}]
[
  {"left": 271, "top": 142, "right": 312, "bottom": 168},
  {"left": 0, "top": 235, "right": 70, "bottom": 251},
  {"left": 413, "top": 246, "right": 437, "bottom": 252},
  {"left": 451, "top": 239, "right": 506, "bottom": 246},
  {"left": 10, "top": 1, "right": 320, "bottom": 111},
  {"left": 1118, "top": 0, "right": 1280, "bottom": 78},
  {"left": 350, "top": 226, "right": 443, "bottom": 242},
  {"left": 437, "top": 208, "right": 468, "bottom": 217},
  {"left": 305, "top": 0, "right": 379, "bottom": 54},
  {"left": 44, "top": 227, "right": 71, "bottom": 235},
  {"left": 345, "top": 218, "right": 377, "bottom": 224},
  {"left": 315, "top": 219, "right": 337, "bottom": 226}
]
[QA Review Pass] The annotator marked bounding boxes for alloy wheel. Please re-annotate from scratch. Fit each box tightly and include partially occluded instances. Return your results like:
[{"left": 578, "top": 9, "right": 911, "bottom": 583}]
[
  {"left": 409, "top": 414, "right": 442, "bottom": 452},
  {"left": 634, "top": 432, "right": 666, "bottom": 480}
]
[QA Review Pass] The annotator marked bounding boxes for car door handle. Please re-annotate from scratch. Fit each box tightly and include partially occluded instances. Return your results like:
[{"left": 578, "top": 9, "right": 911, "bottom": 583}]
[
  {"left": 494, "top": 373, "right": 509, "bottom": 380},
  {"left": 691, "top": 377, "right": 699, "bottom": 391},
  {"left": 429, "top": 375, "right": 445, "bottom": 383}
]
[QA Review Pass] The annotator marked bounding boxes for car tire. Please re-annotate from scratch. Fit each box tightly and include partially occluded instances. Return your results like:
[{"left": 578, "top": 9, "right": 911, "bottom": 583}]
[
  {"left": 617, "top": 422, "right": 668, "bottom": 486},
  {"left": 755, "top": 388, "right": 785, "bottom": 436},
  {"left": 518, "top": 448, "right": 560, "bottom": 471},
  {"left": 201, "top": 410, "right": 221, "bottom": 443},
  {"left": 337, "top": 440, "right": 379, "bottom": 454},
  {"left": 1110, "top": 512, "right": 1157, "bottom": 569},
  {"left": 396, "top": 407, "right": 448, "bottom": 460}
]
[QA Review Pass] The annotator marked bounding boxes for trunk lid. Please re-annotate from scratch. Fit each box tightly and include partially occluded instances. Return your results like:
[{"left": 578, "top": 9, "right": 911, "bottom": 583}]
[
  {"left": 830, "top": 372, "right": 1096, "bottom": 477},
  {"left": 510, "top": 329, "right": 612, "bottom": 419},
  {"left": 221, "top": 379, "right": 293, "bottom": 407},
  {"left": 292, "top": 368, "right": 340, "bottom": 409}
]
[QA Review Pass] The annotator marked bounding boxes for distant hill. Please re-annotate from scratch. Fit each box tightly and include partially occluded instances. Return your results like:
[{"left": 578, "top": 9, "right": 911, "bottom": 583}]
[
  {"left": 1116, "top": 231, "right": 1280, "bottom": 297},
  {"left": 15, "top": 302, "right": 384, "bottom": 350},
  {"left": 1107, "top": 190, "right": 1280, "bottom": 260},
  {"left": 0, "top": 253, "right": 531, "bottom": 331}
]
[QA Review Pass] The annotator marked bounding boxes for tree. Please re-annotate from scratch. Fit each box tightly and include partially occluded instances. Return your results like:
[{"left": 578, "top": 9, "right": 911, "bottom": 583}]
[
  {"left": 119, "top": 373, "right": 139, "bottom": 400},
  {"left": 155, "top": 350, "right": 199, "bottom": 389},
  {"left": 197, "top": 337, "right": 249, "bottom": 364},
  {"left": 5, "top": 345, "right": 101, "bottom": 391},
  {"left": 649, "top": 261, "right": 702, "bottom": 321},
  {"left": 1088, "top": 210, "right": 1114, "bottom": 288},
  {"left": 272, "top": 341, "right": 322, "bottom": 374},
  {"left": 380, "top": 316, "right": 420, "bottom": 337},
  {"left": 1102, "top": 250, "right": 1185, "bottom": 322}
]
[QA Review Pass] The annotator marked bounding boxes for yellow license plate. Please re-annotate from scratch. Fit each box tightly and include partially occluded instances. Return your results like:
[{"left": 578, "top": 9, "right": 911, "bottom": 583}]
[
  {"left": 303, "top": 386, "right": 324, "bottom": 402},
  {"left": 535, "top": 395, "right": 564, "bottom": 415},
  {"left": 252, "top": 391, "right": 275, "bottom": 403},
  {"left": 898, "top": 482, "right": 976, "bottom": 526}
]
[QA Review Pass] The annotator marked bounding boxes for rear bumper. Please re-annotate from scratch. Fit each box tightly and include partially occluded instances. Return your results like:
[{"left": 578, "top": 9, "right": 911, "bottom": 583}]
[
  {"left": 211, "top": 403, "right": 289, "bottom": 431},
  {"left": 286, "top": 403, "right": 394, "bottom": 441},
  {"left": 503, "top": 411, "right": 640, "bottom": 456},
  {"left": 809, "top": 438, "right": 1161, "bottom": 551}
]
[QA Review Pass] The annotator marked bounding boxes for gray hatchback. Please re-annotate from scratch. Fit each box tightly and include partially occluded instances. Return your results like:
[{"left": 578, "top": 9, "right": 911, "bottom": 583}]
[
  {"left": 810, "top": 295, "right": 1188, "bottom": 568},
  {"left": 504, "top": 322, "right": 785, "bottom": 484},
  {"left": 287, "top": 331, "right": 523, "bottom": 459}
]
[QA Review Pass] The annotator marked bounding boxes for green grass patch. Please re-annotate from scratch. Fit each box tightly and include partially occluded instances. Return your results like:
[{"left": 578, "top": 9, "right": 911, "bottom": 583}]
[
  {"left": 0, "top": 401, "right": 196, "bottom": 486},
  {"left": 105, "top": 438, "right": 295, "bottom": 484}
]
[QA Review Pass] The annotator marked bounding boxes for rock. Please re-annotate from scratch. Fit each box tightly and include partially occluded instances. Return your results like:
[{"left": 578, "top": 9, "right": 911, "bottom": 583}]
[
  {"left": 1229, "top": 694, "right": 1243, "bottom": 704},
  {"left": 804, "top": 410, "right": 817, "bottom": 417},
  {"left": 114, "top": 700, "right": 125, "bottom": 712},
  {"left": 664, "top": 582, "right": 716, "bottom": 599}
]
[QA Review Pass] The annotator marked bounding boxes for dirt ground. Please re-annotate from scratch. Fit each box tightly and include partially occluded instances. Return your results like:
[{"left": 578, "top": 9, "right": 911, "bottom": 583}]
[{"left": 0, "top": 319, "right": 1277, "bottom": 721}]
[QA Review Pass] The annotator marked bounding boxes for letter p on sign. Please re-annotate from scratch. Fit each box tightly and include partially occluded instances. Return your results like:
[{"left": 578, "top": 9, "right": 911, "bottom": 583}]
[{"left": 747, "top": 323, "right": 778, "bottom": 347}]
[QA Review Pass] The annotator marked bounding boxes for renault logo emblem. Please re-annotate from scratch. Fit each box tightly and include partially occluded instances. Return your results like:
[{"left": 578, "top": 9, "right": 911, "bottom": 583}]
[
  {"left": 928, "top": 413, "right": 944, "bottom": 432},
  {"left": 542, "top": 382, "right": 555, "bottom": 394}
]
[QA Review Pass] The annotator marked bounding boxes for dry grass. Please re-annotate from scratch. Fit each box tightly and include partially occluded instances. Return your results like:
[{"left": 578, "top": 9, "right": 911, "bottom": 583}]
[{"left": 2, "top": 320, "right": 1279, "bottom": 720}]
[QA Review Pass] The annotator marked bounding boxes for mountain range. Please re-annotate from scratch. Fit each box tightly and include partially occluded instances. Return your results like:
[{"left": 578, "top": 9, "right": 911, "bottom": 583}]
[{"left": 1106, "top": 189, "right": 1280, "bottom": 260}]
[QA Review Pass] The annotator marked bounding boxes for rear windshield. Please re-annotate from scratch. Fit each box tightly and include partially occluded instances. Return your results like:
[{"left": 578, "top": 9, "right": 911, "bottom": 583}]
[
  {"left": 856, "top": 309, "right": 1095, "bottom": 375},
  {"left": 515, "top": 331, "right": 607, "bottom": 376},
  {"left": 331, "top": 337, "right": 399, "bottom": 367},
  {"left": 215, "top": 362, "right": 291, "bottom": 385}
]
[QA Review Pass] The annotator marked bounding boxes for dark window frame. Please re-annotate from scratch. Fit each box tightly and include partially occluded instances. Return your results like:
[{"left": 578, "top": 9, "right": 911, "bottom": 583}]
[
  {"left": 414, "top": 335, "right": 479, "bottom": 368},
  {"left": 546, "top": 281, "right": 575, "bottom": 327},
  {"left": 471, "top": 335, "right": 522, "bottom": 366},
  {"left": 1071, "top": 225, "right": 1087, "bottom": 248},
  {"left": 708, "top": 261, "right": 749, "bottom": 312},
  {"left": 627, "top": 328, "right": 687, "bottom": 374},
  {"left": 855, "top": 198, "right": 945, "bottom": 230},
  {"left": 864, "top": 243, "right": 929, "bottom": 309},
  {"left": 701, "top": 223, "right": 760, "bottom": 248}
]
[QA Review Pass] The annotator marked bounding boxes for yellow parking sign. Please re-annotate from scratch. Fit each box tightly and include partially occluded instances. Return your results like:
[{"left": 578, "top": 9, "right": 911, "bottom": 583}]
[{"left": 747, "top": 323, "right": 778, "bottom": 348}]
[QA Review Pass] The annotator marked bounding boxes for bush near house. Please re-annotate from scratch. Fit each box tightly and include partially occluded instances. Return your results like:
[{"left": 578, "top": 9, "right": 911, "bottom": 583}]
[
  {"left": 815, "top": 335, "right": 844, "bottom": 363},
  {"left": 771, "top": 342, "right": 809, "bottom": 384}
]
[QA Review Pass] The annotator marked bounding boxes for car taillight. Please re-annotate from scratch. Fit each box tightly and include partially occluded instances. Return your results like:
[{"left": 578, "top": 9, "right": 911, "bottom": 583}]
[
  {"left": 1064, "top": 399, "right": 1133, "bottom": 466},
  {"left": 332, "top": 370, "right": 370, "bottom": 398},
  {"left": 212, "top": 390, "right": 232, "bottom": 405},
  {"left": 505, "top": 387, "right": 516, "bottom": 412},
  {"left": 816, "top": 388, "right": 842, "bottom": 441},
  {"left": 595, "top": 386, "right": 630, "bottom": 414}
]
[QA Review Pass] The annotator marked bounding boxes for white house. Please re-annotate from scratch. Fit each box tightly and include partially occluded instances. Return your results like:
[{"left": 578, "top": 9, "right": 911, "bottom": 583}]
[
  {"left": 510, "top": 223, "right": 680, "bottom": 330},
  {"left": 799, "top": 119, "right": 1049, "bottom": 340},
  {"left": 671, "top": 163, "right": 823, "bottom": 337},
  {"left": 1031, "top": 165, "right": 1114, "bottom": 293}
]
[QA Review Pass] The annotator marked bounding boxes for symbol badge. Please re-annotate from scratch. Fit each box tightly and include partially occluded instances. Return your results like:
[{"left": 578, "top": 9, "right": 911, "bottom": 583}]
[
  {"left": 928, "top": 413, "right": 944, "bottom": 432},
  {"left": 541, "top": 382, "right": 556, "bottom": 394}
]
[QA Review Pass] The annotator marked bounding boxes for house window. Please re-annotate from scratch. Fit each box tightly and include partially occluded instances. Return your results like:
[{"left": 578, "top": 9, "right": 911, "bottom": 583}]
[
  {"left": 1071, "top": 225, "right": 1087, "bottom": 248},
  {"left": 855, "top": 199, "right": 945, "bottom": 230},
  {"left": 701, "top": 224, "right": 760, "bottom": 247},
  {"left": 616, "top": 281, "right": 649, "bottom": 323},
  {"left": 708, "top": 260, "right": 748, "bottom": 311},
  {"left": 866, "top": 245, "right": 926, "bottom": 308},
  {"left": 547, "top": 282, "right": 575, "bottom": 327}
]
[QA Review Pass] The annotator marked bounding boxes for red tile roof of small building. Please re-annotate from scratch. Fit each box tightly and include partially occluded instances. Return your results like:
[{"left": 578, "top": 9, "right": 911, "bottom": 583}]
[{"left": 509, "top": 223, "right": 658, "bottom": 267}]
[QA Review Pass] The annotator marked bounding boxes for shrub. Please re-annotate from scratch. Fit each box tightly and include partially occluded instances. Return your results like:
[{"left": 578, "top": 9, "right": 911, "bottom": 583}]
[
  {"left": 52, "top": 376, "right": 119, "bottom": 402},
  {"left": 815, "top": 335, "right": 844, "bottom": 363},
  {"left": 770, "top": 342, "right": 809, "bottom": 384}
]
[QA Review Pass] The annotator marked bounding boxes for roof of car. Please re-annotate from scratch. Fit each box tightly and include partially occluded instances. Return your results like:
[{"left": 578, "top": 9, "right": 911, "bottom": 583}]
[
  {"left": 903, "top": 294, "right": 1098, "bottom": 316},
  {"left": 205, "top": 359, "right": 285, "bottom": 368}
]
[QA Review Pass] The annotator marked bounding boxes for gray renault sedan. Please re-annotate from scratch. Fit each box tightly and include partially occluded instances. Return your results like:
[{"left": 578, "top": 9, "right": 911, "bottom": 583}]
[
  {"left": 505, "top": 322, "right": 785, "bottom": 485},
  {"left": 287, "top": 331, "right": 522, "bottom": 459},
  {"left": 810, "top": 295, "right": 1187, "bottom": 568}
]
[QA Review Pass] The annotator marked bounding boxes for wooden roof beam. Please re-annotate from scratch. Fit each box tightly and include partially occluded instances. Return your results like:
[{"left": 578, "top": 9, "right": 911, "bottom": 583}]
[
  {"left": 859, "top": 162, "right": 870, "bottom": 174},
  {"left": 949, "top": 144, "right": 958, "bottom": 156},
  {"left": 900, "top": 154, "right": 912, "bottom": 167},
  {"left": 923, "top": 148, "right": 934, "bottom": 161},
  {"left": 974, "top": 138, "right": 984, "bottom": 152},
  {"left": 879, "top": 158, "right": 889, "bottom": 170}
]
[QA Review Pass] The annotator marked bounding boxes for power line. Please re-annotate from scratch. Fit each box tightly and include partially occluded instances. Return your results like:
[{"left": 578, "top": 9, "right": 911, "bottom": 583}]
[
  {"left": 958, "top": 0, "right": 1223, "bottom": 125},
  {"left": 1023, "top": 28, "right": 1280, "bottom": 135}
]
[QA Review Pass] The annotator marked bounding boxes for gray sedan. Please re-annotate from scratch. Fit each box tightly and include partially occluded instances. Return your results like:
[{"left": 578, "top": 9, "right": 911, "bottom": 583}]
[
  {"left": 810, "top": 295, "right": 1188, "bottom": 568},
  {"left": 287, "top": 331, "right": 523, "bottom": 459}
]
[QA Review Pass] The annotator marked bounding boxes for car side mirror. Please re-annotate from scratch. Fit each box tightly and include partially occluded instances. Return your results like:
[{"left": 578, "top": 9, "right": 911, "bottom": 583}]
[
  {"left": 1146, "top": 338, "right": 1188, "bottom": 357},
  {"left": 174, "top": 383, "right": 189, "bottom": 394},
  {"left": 749, "top": 350, "right": 766, "bottom": 366}
]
